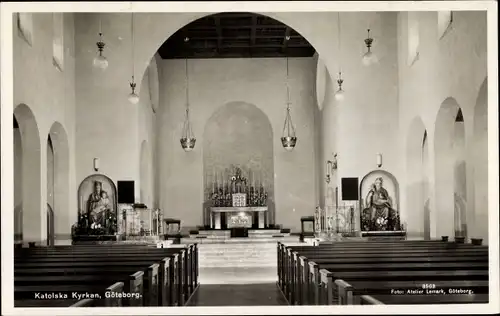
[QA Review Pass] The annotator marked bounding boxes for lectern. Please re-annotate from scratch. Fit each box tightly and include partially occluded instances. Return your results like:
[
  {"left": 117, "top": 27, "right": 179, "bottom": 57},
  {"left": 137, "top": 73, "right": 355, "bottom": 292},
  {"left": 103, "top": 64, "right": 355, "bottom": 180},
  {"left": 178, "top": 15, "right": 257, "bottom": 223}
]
[{"left": 301, "top": 216, "right": 315, "bottom": 238}]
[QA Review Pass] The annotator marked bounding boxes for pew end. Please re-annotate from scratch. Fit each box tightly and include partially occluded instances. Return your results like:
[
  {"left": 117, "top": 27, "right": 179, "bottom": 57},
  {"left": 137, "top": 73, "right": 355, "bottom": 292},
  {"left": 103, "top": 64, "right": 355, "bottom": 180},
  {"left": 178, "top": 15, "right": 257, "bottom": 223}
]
[
  {"left": 147, "top": 263, "right": 160, "bottom": 306},
  {"left": 129, "top": 271, "right": 145, "bottom": 306},
  {"left": 360, "top": 295, "right": 385, "bottom": 305},
  {"left": 335, "top": 279, "right": 354, "bottom": 305},
  {"left": 299, "top": 256, "right": 309, "bottom": 305},
  {"left": 308, "top": 261, "right": 319, "bottom": 305},
  {"left": 105, "top": 282, "right": 125, "bottom": 307},
  {"left": 161, "top": 257, "right": 171, "bottom": 306},
  {"left": 319, "top": 269, "right": 334, "bottom": 305}
]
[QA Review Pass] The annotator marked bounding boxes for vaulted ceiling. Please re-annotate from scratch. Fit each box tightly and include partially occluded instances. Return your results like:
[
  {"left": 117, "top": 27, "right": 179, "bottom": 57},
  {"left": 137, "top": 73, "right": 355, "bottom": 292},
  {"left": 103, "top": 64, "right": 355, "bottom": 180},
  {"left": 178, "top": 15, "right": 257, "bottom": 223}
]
[{"left": 158, "top": 12, "right": 316, "bottom": 59}]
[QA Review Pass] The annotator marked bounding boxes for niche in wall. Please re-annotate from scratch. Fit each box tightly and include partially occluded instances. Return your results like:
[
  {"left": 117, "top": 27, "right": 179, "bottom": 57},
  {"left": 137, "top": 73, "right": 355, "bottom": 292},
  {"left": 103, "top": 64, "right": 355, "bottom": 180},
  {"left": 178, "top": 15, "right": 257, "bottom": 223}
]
[
  {"left": 359, "top": 170, "right": 400, "bottom": 232},
  {"left": 76, "top": 174, "right": 118, "bottom": 235}
]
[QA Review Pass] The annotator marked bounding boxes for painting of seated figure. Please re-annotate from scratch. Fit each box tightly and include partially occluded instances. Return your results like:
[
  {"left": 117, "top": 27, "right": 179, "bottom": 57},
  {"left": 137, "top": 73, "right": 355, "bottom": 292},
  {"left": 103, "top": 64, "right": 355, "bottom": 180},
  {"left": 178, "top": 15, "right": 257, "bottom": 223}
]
[
  {"left": 360, "top": 171, "right": 400, "bottom": 232},
  {"left": 76, "top": 174, "right": 118, "bottom": 236}
]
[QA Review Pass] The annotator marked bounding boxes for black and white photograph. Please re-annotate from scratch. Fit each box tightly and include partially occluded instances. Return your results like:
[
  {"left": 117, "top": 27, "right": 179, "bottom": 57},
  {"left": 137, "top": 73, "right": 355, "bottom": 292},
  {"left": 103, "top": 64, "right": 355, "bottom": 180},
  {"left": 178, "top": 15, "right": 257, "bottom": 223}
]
[{"left": 1, "top": 1, "right": 498, "bottom": 315}]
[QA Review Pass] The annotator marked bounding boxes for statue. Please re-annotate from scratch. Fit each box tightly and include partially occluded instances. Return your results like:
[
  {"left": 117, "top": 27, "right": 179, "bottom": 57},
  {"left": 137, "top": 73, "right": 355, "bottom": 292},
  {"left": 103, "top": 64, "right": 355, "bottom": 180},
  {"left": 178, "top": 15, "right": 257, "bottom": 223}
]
[
  {"left": 87, "top": 181, "right": 111, "bottom": 229},
  {"left": 362, "top": 177, "right": 399, "bottom": 231}
]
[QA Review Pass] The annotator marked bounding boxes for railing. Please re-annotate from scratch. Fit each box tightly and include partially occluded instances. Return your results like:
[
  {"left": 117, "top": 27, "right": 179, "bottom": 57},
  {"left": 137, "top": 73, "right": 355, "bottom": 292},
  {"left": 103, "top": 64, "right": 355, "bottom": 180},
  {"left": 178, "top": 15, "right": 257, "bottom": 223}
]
[{"left": 314, "top": 205, "right": 359, "bottom": 238}]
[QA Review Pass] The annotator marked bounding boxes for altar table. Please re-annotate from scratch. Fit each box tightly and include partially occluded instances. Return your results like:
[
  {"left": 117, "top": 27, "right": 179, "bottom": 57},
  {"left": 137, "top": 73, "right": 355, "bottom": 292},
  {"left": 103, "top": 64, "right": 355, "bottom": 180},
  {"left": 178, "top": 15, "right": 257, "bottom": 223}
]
[{"left": 210, "top": 207, "right": 268, "bottom": 229}]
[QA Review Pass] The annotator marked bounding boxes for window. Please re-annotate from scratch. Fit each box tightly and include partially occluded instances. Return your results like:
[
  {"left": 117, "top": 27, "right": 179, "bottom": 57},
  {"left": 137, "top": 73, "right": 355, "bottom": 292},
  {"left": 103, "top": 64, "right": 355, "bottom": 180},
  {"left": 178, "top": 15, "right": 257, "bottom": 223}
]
[
  {"left": 52, "top": 13, "right": 64, "bottom": 71},
  {"left": 407, "top": 12, "right": 420, "bottom": 66},
  {"left": 437, "top": 11, "right": 453, "bottom": 40},
  {"left": 16, "top": 13, "right": 33, "bottom": 46}
]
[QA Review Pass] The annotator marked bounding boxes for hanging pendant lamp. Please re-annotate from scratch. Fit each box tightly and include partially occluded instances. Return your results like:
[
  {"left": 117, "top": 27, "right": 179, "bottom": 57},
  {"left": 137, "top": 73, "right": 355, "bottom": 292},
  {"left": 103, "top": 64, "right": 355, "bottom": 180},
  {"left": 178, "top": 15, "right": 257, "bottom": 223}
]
[
  {"left": 180, "top": 59, "right": 196, "bottom": 152},
  {"left": 128, "top": 13, "right": 139, "bottom": 104},
  {"left": 335, "top": 13, "right": 346, "bottom": 102},
  {"left": 93, "top": 15, "right": 108, "bottom": 70},
  {"left": 334, "top": 71, "right": 345, "bottom": 101},
  {"left": 281, "top": 57, "right": 297, "bottom": 151},
  {"left": 362, "top": 28, "right": 378, "bottom": 66}
]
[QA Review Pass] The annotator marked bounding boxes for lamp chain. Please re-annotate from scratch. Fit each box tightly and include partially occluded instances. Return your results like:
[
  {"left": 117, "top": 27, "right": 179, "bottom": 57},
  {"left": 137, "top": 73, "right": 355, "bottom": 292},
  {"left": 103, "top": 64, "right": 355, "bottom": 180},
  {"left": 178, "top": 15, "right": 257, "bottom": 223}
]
[
  {"left": 131, "top": 13, "right": 135, "bottom": 82},
  {"left": 338, "top": 12, "right": 342, "bottom": 73}
]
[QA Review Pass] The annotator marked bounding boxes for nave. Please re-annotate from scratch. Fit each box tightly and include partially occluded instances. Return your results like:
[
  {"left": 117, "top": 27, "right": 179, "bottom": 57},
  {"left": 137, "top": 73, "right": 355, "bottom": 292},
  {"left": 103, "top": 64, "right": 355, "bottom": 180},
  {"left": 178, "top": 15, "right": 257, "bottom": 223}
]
[{"left": 3, "top": 3, "right": 496, "bottom": 313}]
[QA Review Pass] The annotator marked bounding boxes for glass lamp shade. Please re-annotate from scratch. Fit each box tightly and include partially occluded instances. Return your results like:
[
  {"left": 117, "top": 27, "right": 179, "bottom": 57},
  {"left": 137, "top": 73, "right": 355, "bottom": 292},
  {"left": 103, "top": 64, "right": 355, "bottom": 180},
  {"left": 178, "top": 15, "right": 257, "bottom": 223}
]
[
  {"left": 362, "top": 51, "right": 378, "bottom": 66},
  {"left": 128, "top": 92, "right": 140, "bottom": 104},
  {"left": 281, "top": 136, "right": 297, "bottom": 151},
  {"left": 180, "top": 137, "right": 196, "bottom": 152},
  {"left": 93, "top": 55, "right": 109, "bottom": 70},
  {"left": 334, "top": 89, "right": 345, "bottom": 101}
]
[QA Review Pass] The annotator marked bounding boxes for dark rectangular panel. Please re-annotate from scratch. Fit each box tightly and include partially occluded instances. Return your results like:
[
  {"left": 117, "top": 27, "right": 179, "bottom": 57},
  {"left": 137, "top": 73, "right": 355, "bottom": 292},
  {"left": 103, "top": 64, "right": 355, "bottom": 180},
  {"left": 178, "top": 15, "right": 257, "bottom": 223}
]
[
  {"left": 117, "top": 181, "right": 135, "bottom": 204},
  {"left": 341, "top": 177, "right": 359, "bottom": 201}
]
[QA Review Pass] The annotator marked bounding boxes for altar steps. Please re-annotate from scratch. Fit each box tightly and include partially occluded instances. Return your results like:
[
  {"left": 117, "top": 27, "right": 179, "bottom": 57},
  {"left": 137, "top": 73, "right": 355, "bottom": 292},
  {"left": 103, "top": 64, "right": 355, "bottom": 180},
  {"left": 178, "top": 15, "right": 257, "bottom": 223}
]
[{"left": 189, "top": 236, "right": 299, "bottom": 268}]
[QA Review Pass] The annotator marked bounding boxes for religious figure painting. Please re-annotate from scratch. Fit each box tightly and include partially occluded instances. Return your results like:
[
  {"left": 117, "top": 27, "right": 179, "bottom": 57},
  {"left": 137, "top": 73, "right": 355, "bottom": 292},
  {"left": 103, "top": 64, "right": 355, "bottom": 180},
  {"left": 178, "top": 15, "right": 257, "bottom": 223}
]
[
  {"left": 360, "top": 171, "right": 400, "bottom": 232},
  {"left": 76, "top": 174, "right": 118, "bottom": 235}
]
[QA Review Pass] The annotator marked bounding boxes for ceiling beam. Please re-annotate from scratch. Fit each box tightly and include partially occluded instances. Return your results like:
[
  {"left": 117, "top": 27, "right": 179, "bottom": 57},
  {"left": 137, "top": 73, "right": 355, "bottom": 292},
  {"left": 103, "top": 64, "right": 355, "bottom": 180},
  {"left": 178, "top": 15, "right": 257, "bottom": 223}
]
[
  {"left": 215, "top": 16, "right": 222, "bottom": 53},
  {"left": 250, "top": 15, "right": 257, "bottom": 46}
]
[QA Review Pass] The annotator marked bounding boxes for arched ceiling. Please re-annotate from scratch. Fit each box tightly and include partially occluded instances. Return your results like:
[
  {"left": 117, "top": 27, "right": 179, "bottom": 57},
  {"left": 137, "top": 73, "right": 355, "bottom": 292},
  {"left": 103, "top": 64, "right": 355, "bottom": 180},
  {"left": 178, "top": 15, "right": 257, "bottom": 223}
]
[{"left": 158, "top": 12, "right": 315, "bottom": 59}]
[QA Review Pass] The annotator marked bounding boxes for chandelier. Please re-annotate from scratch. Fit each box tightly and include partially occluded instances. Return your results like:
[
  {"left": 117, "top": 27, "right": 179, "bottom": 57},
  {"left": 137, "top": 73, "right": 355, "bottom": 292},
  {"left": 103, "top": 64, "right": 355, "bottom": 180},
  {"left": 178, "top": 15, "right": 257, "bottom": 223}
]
[
  {"left": 180, "top": 58, "right": 196, "bottom": 151},
  {"left": 280, "top": 57, "right": 297, "bottom": 151},
  {"left": 128, "top": 13, "right": 139, "bottom": 104},
  {"left": 362, "top": 28, "right": 378, "bottom": 66},
  {"left": 92, "top": 14, "right": 108, "bottom": 70}
]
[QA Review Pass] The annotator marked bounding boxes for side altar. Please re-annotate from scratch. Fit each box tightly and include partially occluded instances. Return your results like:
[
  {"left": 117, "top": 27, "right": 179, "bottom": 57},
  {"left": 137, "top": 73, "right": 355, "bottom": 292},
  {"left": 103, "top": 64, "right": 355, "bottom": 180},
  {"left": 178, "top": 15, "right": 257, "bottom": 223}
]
[{"left": 205, "top": 166, "right": 270, "bottom": 229}]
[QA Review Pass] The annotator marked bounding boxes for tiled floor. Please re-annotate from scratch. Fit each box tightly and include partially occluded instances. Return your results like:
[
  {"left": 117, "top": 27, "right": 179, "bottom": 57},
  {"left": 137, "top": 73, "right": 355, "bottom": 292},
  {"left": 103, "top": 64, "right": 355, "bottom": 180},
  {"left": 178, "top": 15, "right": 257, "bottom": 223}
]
[{"left": 187, "top": 283, "right": 288, "bottom": 306}]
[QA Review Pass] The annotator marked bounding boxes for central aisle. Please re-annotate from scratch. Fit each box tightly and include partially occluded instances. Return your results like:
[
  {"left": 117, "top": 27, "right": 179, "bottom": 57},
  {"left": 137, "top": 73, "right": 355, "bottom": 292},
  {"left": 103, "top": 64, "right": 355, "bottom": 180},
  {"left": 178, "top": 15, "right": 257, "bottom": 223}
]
[
  {"left": 186, "top": 283, "right": 288, "bottom": 306},
  {"left": 181, "top": 230, "right": 301, "bottom": 305}
]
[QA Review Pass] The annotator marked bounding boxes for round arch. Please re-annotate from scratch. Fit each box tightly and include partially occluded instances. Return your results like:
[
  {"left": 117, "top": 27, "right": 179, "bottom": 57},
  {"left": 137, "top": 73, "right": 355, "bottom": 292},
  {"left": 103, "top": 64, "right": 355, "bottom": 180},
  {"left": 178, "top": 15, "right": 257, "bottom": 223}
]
[
  {"left": 202, "top": 101, "right": 275, "bottom": 225},
  {"left": 133, "top": 12, "right": 335, "bottom": 92},
  {"left": 434, "top": 97, "right": 467, "bottom": 239},
  {"left": 47, "top": 203, "right": 55, "bottom": 246},
  {"left": 48, "top": 121, "right": 70, "bottom": 243},
  {"left": 147, "top": 54, "right": 161, "bottom": 113},
  {"left": 14, "top": 104, "right": 43, "bottom": 244},
  {"left": 472, "top": 77, "right": 488, "bottom": 243},
  {"left": 405, "top": 116, "right": 430, "bottom": 239}
]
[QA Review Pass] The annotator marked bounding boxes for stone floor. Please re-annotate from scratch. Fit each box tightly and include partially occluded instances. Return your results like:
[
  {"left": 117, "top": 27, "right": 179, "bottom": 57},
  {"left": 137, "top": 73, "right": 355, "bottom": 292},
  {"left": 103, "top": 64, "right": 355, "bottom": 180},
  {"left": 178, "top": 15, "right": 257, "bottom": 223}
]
[
  {"left": 187, "top": 283, "right": 288, "bottom": 306},
  {"left": 198, "top": 267, "right": 278, "bottom": 284}
]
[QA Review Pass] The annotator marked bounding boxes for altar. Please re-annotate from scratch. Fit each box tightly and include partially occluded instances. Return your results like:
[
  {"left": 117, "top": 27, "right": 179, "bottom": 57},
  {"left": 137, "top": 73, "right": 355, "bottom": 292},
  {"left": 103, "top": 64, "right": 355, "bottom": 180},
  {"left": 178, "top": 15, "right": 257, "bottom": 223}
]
[
  {"left": 205, "top": 166, "right": 270, "bottom": 230},
  {"left": 210, "top": 206, "right": 268, "bottom": 229}
]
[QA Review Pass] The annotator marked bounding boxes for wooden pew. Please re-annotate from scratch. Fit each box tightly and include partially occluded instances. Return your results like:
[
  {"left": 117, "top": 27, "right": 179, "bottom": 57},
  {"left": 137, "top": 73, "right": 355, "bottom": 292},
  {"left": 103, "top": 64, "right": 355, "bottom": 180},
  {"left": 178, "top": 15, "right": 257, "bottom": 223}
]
[
  {"left": 336, "top": 279, "right": 489, "bottom": 305},
  {"left": 16, "top": 251, "right": 176, "bottom": 306},
  {"left": 16, "top": 262, "right": 161, "bottom": 307},
  {"left": 16, "top": 244, "right": 199, "bottom": 306},
  {"left": 17, "top": 243, "right": 199, "bottom": 299},
  {"left": 15, "top": 244, "right": 199, "bottom": 307},
  {"left": 277, "top": 241, "right": 487, "bottom": 303},
  {"left": 277, "top": 240, "right": 485, "bottom": 296},
  {"left": 15, "top": 270, "right": 145, "bottom": 307},
  {"left": 16, "top": 242, "right": 199, "bottom": 297},
  {"left": 288, "top": 249, "right": 487, "bottom": 304}
]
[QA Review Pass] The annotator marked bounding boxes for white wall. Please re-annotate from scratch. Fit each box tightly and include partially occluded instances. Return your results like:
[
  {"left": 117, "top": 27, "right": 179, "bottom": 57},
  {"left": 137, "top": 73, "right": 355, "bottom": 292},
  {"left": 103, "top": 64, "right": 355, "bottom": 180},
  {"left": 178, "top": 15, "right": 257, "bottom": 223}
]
[
  {"left": 158, "top": 58, "right": 317, "bottom": 231},
  {"left": 398, "top": 11, "right": 487, "bottom": 242},
  {"left": 13, "top": 13, "right": 76, "bottom": 244},
  {"left": 10, "top": 11, "right": 489, "bottom": 242}
]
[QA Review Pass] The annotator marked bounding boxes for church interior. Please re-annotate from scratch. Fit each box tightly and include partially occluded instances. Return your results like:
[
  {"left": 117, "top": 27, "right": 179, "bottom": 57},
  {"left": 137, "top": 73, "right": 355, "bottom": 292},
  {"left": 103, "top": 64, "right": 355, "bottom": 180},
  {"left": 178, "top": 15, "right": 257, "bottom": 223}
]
[{"left": 3, "top": 6, "right": 495, "bottom": 310}]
